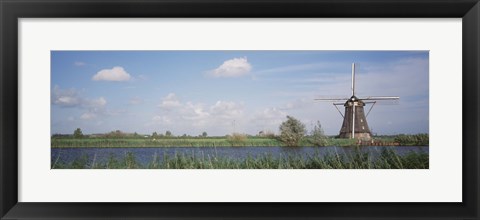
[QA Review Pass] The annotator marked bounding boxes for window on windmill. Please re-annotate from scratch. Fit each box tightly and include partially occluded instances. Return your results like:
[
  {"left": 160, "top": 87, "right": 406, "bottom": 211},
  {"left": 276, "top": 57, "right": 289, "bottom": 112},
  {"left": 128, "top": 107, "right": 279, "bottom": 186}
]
[
  {"left": 362, "top": 126, "right": 365, "bottom": 130},
  {"left": 360, "top": 119, "right": 363, "bottom": 122}
]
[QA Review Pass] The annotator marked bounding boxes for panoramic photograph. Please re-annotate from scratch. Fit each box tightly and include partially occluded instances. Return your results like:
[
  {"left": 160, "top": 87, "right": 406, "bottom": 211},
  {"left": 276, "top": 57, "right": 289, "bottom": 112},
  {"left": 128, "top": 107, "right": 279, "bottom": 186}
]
[{"left": 51, "top": 51, "right": 429, "bottom": 169}]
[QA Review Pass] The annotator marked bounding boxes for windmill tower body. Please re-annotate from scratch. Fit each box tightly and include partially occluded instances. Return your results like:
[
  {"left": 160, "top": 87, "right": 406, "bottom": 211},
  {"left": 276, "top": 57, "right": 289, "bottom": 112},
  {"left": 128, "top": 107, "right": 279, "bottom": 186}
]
[
  {"left": 315, "top": 63, "right": 398, "bottom": 140},
  {"left": 339, "top": 98, "right": 371, "bottom": 139}
]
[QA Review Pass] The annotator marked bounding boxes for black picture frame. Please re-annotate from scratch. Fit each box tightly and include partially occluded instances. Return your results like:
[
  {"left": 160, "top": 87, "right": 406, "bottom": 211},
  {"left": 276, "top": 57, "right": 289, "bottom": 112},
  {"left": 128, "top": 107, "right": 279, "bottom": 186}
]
[{"left": 1, "top": 0, "right": 479, "bottom": 219}]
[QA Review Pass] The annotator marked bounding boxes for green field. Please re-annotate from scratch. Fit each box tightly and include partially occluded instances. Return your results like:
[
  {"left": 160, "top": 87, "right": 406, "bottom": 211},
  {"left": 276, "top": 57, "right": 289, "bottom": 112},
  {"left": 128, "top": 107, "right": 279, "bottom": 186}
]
[
  {"left": 52, "top": 137, "right": 280, "bottom": 148},
  {"left": 51, "top": 137, "right": 361, "bottom": 148},
  {"left": 52, "top": 148, "right": 429, "bottom": 169},
  {"left": 51, "top": 133, "right": 428, "bottom": 148}
]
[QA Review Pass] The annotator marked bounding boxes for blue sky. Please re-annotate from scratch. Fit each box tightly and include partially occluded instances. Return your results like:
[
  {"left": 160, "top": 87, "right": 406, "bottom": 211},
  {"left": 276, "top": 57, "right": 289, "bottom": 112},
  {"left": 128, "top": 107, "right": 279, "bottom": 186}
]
[{"left": 51, "top": 51, "right": 429, "bottom": 136}]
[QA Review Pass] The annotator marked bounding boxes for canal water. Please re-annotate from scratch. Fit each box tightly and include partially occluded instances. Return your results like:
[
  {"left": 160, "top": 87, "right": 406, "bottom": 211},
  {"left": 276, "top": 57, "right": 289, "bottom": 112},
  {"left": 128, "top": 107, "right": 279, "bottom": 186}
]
[{"left": 51, "top": 146, "right": 428, "bottom": 167}]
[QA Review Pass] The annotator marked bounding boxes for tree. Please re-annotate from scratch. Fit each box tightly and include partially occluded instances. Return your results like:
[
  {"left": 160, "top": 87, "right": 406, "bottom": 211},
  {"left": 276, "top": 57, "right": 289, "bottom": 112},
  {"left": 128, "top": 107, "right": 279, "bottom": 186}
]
[
  {"left": 152, "top": 132, "right": 158, "bottom": 138},
  {"left": 310, "top": 121, "right": 327, "bottom": 146},
  {"left": 278, "top": 116, "right": 306, "bottom": 147},
  {"left": 73, "top": 128, "right": 83, "bottom": 138},
  {"left": 165, "top": 130, "right": 172, "bottom": 137},
  {"left": 105, "top": 130, "right": 125, "bottom": 138},
  {"left": 202, "top": 131, "right": 208, "bottom": 137}
]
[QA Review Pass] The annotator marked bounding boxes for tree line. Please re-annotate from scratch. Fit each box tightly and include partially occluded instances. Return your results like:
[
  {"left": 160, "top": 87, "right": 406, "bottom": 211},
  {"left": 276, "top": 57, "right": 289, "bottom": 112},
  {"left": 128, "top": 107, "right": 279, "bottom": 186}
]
[
  {"left": 57, "top": 115, "right": 428, "bottom": 147},
  {"left": 55, "top": 129, "right": 209, "bottom": 139}
]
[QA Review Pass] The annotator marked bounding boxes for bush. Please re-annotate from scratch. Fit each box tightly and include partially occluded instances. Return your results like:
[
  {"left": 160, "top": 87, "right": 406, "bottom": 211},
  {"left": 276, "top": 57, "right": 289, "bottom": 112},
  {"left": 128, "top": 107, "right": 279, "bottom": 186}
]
[
  {"left": 309, "top": 121, "right": 327, "bottom": 147},
  {"left": 278, "top": 116, "right": 306, "bottom": 147},
  {"left": 227, "top": 133, "right": 247, "bottom": 146}
]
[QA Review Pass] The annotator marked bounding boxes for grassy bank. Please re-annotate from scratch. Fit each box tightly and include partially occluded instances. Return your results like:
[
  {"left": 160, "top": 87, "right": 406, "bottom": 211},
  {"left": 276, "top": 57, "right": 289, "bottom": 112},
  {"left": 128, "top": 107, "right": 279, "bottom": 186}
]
[
  {"left": 51, "top": 137, "right": 285, "bottom": 148},
  {"left": 49, "top": 137, "right": 394, "bottom": 148},
  {"left": 51, "top": 135, "right": 428, "bottom": 148},
  {"left": 52, "top": 148, "right": 428, "bottom": 169}
]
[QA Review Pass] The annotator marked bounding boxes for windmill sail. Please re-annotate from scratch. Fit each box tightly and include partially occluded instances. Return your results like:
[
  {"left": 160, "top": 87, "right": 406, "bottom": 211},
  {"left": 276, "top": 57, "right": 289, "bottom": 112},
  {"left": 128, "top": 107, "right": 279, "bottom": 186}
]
[
  {"left": 362, "top": 96, "right": 400, "bottom": 100},
  {"left": 314, "top": 98, "right": 349, "bottom": 101},
  {"left": 352, "top": 63, "right": 356, "bottom": 97}
]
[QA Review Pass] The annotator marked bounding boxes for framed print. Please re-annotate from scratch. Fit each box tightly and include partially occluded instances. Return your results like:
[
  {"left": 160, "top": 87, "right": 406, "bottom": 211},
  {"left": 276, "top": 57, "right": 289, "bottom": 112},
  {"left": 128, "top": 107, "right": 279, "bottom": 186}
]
[{"left": 1, "top": 0, "right": 479, "bottom": 219}]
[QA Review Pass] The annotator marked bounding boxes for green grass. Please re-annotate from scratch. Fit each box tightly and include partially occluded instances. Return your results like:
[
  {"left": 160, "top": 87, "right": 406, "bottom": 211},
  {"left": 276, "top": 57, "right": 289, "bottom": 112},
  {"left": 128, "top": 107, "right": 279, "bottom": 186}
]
[
  {"left": 51, "top": 137, "right": 284, "bottom": 148},
  {"left": 52, "top": 148, "right": 429, "bottom": 169},
  {"left": 394, "top": 134, "right": 429, "bottom": 146},
  {"left": 51, "top": 137, "right": 384, "bottom": 148}
]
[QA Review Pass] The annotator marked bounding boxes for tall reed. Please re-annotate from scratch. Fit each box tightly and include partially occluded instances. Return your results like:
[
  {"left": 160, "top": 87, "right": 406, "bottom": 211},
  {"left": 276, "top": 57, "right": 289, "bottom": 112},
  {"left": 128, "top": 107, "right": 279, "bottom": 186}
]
[{"left": 52, "top": 148, "right": 428, "bottom": 169}]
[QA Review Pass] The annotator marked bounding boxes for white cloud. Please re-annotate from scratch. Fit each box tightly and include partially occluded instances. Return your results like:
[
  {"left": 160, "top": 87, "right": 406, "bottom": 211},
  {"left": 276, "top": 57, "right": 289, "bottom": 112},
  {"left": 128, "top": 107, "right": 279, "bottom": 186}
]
[
  {"left": 181, "top": 102, "right": 210, "bottom": 120},
  {"left": 52, "top": 87, "right": 106, "bottom": 108},
  {"left": 254, "top": 107, "right": 287, "bottom": 121},
  {"left": 51, "top": 86, "right": 82, "bottom": 107},
  {"left": 92, "top": 66, "right": 131, "bottom": 82},
  {"left": 52, "top": 86, "right": 110, "bottom": 121},
  {"left": 158, "top": 93, "right": 182, "bottom": 109},
  {"left": 249, "top": 107, "right": 288, "bottom": 134},
  {"left": 208, "top": 57, "right": 252, "bottom": 78},
  {"left": 87, "top": 97, "right": 107, "bottom": 108},
  {"left": 55, "top": 96, "right": 79, "bottom": 106},
  {"left": 210, "top": 101, "right": 244, "bottom": 119},
  {"left": 152, "top": 95, "right": 247, "bottom": 134}
]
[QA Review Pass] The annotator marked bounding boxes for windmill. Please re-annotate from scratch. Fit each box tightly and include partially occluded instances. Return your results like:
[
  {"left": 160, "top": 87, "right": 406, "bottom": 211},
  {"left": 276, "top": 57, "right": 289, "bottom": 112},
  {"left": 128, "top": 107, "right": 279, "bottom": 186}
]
[{"left": 315, "top": 63, "right": 399, "bottom": 140}]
